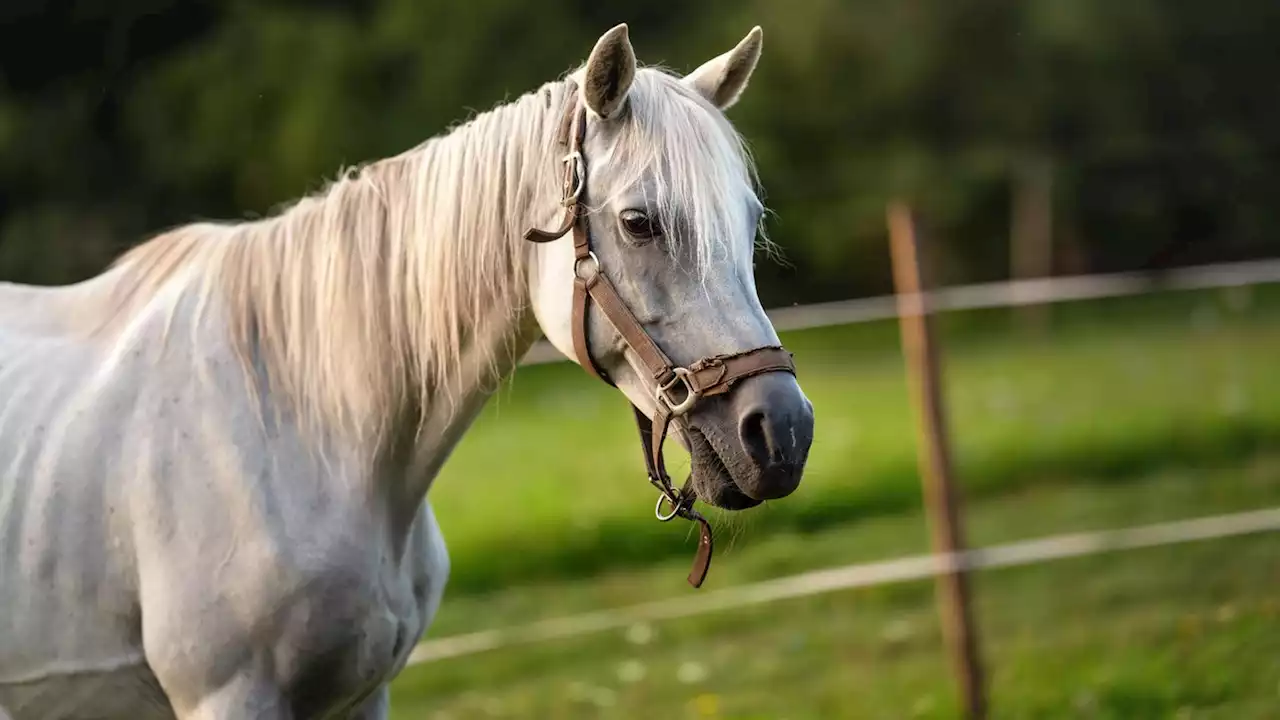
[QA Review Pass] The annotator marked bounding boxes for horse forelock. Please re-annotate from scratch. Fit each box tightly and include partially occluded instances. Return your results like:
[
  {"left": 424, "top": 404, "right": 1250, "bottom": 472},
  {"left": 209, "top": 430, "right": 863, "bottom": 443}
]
[{"left": 591, "top": 67, "right": 774, "bottom": 283}]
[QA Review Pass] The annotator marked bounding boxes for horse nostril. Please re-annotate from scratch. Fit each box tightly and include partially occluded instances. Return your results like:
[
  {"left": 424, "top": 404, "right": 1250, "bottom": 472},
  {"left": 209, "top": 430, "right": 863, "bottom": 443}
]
[{"left": 738, "top": 408, "right": 774, "bottom": 469}]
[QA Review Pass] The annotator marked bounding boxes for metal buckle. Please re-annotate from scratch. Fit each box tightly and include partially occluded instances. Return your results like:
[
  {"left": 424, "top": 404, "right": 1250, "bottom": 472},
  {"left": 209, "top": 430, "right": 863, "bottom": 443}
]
[
  {"left": 656, "top": 367, "right": 699, "bottom": 417},
  {"left": 574, "top": 251, "right": 600, "bottom": 281},
  {"left": 562, "top": 151, "right": 585, "bottom": 205}
]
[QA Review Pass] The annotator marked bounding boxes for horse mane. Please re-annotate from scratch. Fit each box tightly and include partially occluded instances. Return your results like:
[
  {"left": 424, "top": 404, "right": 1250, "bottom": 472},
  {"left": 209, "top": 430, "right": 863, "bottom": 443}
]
[{"left": 93, "top": 66, "right": 767, "bottom": 444}]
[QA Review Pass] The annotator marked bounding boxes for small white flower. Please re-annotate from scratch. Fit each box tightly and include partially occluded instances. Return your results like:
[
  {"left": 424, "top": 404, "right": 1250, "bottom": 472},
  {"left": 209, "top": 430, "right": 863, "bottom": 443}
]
[
  {"left": 625, "top": 621, "right": 654, "bottom": 645},
  {"left": 677, "top": 660, "right": 709, "bottom": 684},
  {"left": 590, "top": 687, "right": 617, "bottom": 708},
  {"left": 617, "top": 659, "right": 647, "bottom": 683}
]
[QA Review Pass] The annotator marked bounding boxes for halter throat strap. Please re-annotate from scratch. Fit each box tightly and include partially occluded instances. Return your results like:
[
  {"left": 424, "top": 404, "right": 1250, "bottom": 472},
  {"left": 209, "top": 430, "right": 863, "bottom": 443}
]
[{"left": 523, "top": 81, "right": 797, "bottom": 588}]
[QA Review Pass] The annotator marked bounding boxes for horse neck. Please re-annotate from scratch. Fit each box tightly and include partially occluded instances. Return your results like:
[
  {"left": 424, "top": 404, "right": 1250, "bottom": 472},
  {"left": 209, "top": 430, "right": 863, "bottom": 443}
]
[
  {"left": 300, "top": 85, "right": 568, "bottom": 506},
  {"left": 386, "top": 298, "right": 543, "bottom": 522}
]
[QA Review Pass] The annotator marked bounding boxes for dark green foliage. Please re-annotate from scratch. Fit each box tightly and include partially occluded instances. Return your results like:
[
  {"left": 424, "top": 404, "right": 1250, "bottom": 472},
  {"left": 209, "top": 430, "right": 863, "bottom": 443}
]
[{"left": 2, "top": 1, "right": 1279, "bottom": 298}]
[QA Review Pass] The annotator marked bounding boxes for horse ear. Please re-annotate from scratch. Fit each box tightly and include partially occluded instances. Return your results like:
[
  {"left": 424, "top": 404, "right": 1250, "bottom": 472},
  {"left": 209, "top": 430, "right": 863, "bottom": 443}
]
[
  {"left": 683, "top": 26, "right": 763, "bottom": 111},
  {"left": 582, "top": 23, "right": 637, "bottom": 119}
]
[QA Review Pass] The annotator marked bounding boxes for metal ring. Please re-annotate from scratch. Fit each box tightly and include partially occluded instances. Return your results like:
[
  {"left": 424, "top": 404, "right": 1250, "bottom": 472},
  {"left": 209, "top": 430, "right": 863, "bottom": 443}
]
[
  {"left": 573, "top": 251, "right": 600, "bottom": 281},
  {"left": 655, "top": 492, "right": 681, "bottom": 522},
  {"left": 656, "top": 367, "right": 699, "bottom": 417}
]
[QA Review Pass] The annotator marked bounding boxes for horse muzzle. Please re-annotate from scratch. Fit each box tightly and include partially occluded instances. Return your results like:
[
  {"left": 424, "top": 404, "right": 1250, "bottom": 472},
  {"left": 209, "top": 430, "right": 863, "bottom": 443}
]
[
  {"left": 733, "top": 371, "right": 814, "bottom": 500},
  {"left": 686, "top": 370, "right": 813, "bottom": 506}
]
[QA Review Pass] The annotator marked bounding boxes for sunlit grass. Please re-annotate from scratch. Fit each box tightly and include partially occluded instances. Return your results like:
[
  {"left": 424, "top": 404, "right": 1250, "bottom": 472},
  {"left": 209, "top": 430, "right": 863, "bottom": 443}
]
[
  {"left": 429, "top": 284, "right": 1280, "bottom": 593},
  {"left": 391, "top": 452, "right": 1280, "bottom": 719}
]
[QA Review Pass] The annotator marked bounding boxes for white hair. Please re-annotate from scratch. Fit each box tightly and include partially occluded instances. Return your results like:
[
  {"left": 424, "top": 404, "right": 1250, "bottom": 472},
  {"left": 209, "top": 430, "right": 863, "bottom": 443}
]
[
  {"left": 587, "top": 67, "right": 772, "bottom": 281},
  {"left": 88, "top": 66, "right": 766, "bottom": 446}
]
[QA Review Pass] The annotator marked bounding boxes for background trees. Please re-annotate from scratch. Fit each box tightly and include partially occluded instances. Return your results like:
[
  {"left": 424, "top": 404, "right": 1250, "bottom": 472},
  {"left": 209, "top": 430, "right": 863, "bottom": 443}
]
[{"left": 2, "top": 0, "right": 1278, "bottom": 304}]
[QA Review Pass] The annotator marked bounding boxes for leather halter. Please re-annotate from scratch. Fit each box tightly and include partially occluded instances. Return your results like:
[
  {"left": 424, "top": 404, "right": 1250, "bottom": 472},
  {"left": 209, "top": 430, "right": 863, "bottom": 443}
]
[{"left": 523, "top": 82, "right": 797, "bottom": 588}]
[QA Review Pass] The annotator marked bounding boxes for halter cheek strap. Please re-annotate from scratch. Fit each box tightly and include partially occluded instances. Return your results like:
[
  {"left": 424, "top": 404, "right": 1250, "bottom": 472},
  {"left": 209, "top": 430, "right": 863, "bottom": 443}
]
[{"left": 523, "top": 81, "right": 797, "bottom": 588}]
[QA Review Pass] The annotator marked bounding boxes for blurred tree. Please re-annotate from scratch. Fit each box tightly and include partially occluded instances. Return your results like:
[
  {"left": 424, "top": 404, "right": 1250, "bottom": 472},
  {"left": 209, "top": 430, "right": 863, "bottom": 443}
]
[{"left": 1, "top": 0, "right": 1278, "bottom": 302}]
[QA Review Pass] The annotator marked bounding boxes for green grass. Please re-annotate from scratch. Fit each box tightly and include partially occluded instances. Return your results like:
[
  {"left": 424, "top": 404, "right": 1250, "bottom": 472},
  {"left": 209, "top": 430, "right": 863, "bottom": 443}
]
[
  {"left": 431, "top": 283, "right": 1280, "bottom": 593},
  {"left": 389, "top": 452, "right": 1280, "bottom": 719}
]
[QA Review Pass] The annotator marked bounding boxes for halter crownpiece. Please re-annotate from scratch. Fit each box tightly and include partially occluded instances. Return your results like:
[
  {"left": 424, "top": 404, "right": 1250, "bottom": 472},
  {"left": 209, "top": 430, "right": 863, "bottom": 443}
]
[{"left": 524, "top": 80, "right": 797, "bottom": 588}]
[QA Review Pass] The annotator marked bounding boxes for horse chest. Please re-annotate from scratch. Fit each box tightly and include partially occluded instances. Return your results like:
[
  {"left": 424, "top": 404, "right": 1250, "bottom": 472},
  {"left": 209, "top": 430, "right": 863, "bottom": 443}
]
[
  {"left": 270, "top": 557, "right": 427, "bottom": 716},
  {"left": 140, "top": 518, "right": 432, "bottom": 715},
  {"left": 138, "top": 495, "right": 447, "bottom": 718}
]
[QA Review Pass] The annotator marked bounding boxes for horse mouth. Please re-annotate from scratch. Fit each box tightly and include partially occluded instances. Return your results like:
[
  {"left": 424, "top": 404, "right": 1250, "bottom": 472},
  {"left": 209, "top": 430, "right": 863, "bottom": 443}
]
[{"left": 686, "top": 424, "right": 761, "bottom": 511}]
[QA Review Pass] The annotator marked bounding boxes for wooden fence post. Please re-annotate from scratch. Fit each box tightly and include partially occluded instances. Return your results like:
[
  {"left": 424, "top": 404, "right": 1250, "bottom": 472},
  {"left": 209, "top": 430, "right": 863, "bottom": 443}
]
[{"left": 886, "top": 201, "right": 988, "bottom": 719}]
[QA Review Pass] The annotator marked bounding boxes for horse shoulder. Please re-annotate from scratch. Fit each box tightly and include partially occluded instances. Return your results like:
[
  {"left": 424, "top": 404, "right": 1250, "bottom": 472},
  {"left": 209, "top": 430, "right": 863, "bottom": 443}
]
[{"left": 137, "top": 440, "right": 445, "bottom": 716}]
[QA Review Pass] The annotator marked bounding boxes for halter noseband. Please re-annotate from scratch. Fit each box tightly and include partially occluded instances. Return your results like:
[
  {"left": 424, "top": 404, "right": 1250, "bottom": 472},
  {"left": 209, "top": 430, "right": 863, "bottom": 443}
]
[{"left": 523, "top": 82, "right": 797, "bottom": 588}]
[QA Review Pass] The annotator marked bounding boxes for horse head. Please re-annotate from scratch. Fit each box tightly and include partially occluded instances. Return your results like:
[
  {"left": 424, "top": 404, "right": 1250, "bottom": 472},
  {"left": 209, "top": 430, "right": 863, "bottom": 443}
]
[{"left": 527, "top": 25, "right": 815, "bottom": 519}]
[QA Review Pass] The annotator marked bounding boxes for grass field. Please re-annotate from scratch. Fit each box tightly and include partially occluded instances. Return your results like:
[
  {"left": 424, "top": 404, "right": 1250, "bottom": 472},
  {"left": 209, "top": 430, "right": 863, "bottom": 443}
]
[
  {"left": 389, "top": 453, "right": 1280, "bottom": 718},
  {"left": 429, "top": 283, "right": 1280, "bottom": 593},
  {"left": 381, "top": 283, "right": 1280, "bottom": 717}
]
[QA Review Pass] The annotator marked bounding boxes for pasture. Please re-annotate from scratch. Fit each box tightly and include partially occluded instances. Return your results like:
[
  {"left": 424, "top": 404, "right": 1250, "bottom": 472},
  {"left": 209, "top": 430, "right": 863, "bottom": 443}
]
[
  {"left": 426, "top": 283, "right": 1280, "bottom": 594},
  {"left": 390, "top": 457, "right": 1280, "bottom": 718},
  {"left": 387, "top": 282, "right": 1280, "bottom": 717}
]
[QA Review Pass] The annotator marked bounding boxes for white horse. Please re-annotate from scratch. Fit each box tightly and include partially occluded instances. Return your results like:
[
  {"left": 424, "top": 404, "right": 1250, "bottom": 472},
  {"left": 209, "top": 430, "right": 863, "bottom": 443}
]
[{"left": 0, "top": 24, "right": 814, "bottom": 719}]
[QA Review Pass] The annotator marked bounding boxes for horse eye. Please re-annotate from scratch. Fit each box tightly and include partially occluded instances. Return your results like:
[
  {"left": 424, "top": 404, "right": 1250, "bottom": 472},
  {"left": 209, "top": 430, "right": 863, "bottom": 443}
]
[{"left": 619, "top": 210, "right": 660, "bottom": 240}]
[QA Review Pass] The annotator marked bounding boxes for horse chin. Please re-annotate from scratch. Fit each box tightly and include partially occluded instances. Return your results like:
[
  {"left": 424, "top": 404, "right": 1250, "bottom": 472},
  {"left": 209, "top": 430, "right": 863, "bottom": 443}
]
[{"left": 686, "top": 425, "right": 762, "bottom": 511}]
